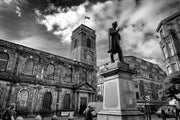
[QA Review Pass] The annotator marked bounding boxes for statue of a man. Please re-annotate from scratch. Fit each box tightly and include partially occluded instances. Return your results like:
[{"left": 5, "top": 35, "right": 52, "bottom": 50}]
[{"left": 108, "top": 21, "right": 124, "bottom": 63}]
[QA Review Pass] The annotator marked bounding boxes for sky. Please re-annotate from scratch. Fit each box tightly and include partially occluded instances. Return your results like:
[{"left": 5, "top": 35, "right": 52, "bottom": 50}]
[{"left": 0, "top": 0, "right": 179, "bottom": 72}]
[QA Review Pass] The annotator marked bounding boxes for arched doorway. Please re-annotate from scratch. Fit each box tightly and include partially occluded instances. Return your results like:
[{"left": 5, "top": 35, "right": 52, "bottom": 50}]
[
  {"left": 42, "top": 92, "right": 52, "bottom": 110},
  {"left": 63, "top": 94, "right": 71, "bottom": 109},
  {"left": 79, "top": 97, "right": 87, "bottom": 115}
]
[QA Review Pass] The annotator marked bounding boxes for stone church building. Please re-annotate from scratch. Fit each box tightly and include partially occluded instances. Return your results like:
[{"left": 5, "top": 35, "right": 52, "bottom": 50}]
[{"left": 0, "top": 24, "right": 97, "bottom": 116}]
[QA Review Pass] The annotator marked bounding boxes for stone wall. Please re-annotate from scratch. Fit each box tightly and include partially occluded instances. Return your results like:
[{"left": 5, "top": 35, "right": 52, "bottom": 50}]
[{"left": 0, "top": 39, "right": 97, "bottom": 116}]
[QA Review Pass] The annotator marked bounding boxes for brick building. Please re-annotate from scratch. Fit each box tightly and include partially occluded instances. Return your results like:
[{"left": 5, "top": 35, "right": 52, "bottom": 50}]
[{"left": 0, "top": 24, "right": 97, "bottom": 116}]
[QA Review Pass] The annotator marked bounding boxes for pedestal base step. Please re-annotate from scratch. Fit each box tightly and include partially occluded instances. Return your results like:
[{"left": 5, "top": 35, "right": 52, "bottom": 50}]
[{"left": 97, "top": 110, "right": 145, "bottom": 120}]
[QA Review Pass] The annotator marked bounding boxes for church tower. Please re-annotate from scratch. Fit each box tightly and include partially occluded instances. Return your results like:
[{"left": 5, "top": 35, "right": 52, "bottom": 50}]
[{"left": 71, "top": 24, "right": 96, "bottom": 67}]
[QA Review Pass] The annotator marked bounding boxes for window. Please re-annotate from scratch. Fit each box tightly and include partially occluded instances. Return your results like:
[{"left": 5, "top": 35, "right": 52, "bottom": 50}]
[
  {"left": 171, "top": 63, "right": 178, "bottom": 72},
  {"left": 74, "top": 39, "right": 77, "bottom": 48},
  {"left": 136, "top": 92, "right": 139, "bottom": 99},
  {"left": 167, "top": 66, "right": 172, "bottom": 74},
  {"left": 63, "top": 94, "right": 70, "bottom": 109},
  {"left": 82, "top": 71, "right": 87, "bottom": 82},
  {"left": 46, "top": 64, "right": 55, "bottom": 79},
  {"left": 167, "top": 43, "right": 174, "bottom": 56},
  {"left": 86, "top": 54, "right": 92, "bottom": 64},
  {"left": 65, "top": 67, "right": 72, "bottom": 82},
  {"left": 139, "top": 80, "right": 145, "bottom": 96},
  {"left": 87, "top": 38, "right": 91, "bottom": 48},
  {"left": 24, "top": 59, "right": 34, "bottom": 75},
  {"left": 149, "top": 73, "right": 153, "bottom": 79},
  {"left": 18, "top": 89, "right": 29, "bottom": 107},
  {"left": 42, "top": 92, "right": 52, "bottom": 110},
  {"left": 160, "top": 29, "right": 164, "bottom": 38},
  {"left": 162, "top": 46, "right": 168, "bottom": 59},
  {"left": 0, "top": 52, "right": 9, "bottom": 71}
]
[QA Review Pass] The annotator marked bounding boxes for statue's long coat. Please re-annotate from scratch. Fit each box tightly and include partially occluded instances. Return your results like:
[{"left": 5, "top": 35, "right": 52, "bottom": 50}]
[{"left": 108, "top": 28, "right": 121, "bottom": 54}]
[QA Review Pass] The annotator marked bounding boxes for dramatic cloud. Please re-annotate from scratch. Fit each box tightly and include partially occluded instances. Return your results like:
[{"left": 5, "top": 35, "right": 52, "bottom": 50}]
[
  {"left": 34, "top": 0, "right": 178, "bottom": 70},
  {"left": 0, "top": 0, "right": 179, "bottom": 71},
  {"left": 35, "top": 2, "right": 88, "bottom": 43}
]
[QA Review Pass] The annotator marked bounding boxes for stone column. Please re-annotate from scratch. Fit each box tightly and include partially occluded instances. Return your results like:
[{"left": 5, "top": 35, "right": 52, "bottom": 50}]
[
  {"left": 97, "top": 62, "right": 144, "bottom": 120},
  {"left": 31, "top": 88, "right": 37, "bottom": 114},
  {"left": 75, "top": 91, "right": 79, "bottom": 115}
]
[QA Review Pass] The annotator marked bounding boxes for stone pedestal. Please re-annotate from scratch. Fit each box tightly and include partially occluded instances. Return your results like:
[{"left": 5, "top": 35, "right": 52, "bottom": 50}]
[{"left": 97, "top": 62, "right": 144, "bottom": 120}]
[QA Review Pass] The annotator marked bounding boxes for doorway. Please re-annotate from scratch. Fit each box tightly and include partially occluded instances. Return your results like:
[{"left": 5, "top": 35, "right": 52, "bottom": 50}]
[
  {"left": 42, "top": 92, "right": 52, "bottom": 110},
  {"left": 79, "top": 97, "right": 87, "bottom": 115}
]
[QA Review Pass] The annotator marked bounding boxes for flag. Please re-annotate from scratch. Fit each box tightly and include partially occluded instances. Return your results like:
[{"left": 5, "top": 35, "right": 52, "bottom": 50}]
[{"left": 85, "top": 16, "right": 90, "bottom": 20}]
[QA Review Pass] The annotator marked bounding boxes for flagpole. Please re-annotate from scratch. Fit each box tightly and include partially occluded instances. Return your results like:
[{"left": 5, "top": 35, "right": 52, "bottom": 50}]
[{"left": 84, "top": 16, "right": 90, "bottom": 26}]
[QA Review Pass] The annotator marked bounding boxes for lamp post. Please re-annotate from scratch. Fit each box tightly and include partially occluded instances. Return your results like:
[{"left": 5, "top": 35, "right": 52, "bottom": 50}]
[{"left": 143, "top": 91, "right": 151, "bottom": 120}]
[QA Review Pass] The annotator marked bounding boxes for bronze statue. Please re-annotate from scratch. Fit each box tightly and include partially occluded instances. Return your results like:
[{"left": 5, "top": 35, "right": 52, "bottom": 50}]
[{"left": 108, "top": 21, "right": 124, "bottom": 63}]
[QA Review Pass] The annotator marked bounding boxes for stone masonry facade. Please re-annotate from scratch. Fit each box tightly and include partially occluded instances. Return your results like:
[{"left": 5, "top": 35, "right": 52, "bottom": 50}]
[{"left": 0, "top": 35, "right": 97, "bottom": 116}]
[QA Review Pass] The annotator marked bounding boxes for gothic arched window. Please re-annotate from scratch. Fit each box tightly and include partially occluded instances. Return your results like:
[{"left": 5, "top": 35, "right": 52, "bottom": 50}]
[
  {"left": 65, "top": 67, "right": 72, "bottom": 82},
  {"left": 87, "top": 38, "right": 91, "bottom": 48},
  {"left": 46, "top": 64, "right": 55, "bottom": 79},
  {"left": 0, "top": 52, "right": 9, "bottom": 71},
  {"left": 24, "top": 59, "right": 34, "bottom": 75},
  {"left": 63, "top": 94, "right": 71, "bottom": 109},
  {"left": 42, "top": 92, "right": 52, "bottom": 110},
  {"left": 18, "top": 89, "right": 29, "bottom": 107}
]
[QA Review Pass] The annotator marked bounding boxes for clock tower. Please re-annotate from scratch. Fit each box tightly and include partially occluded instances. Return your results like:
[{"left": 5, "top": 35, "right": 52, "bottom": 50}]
[{"left": 71, "top": 24, "right": 96, "bottom": 67}]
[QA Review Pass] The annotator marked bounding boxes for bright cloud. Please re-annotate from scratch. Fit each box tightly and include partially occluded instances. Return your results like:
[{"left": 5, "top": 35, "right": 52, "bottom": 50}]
[
  {"left": 35, "top": 2, "right": 88, "bottom": 43},
  {"left": 34, "top": 0, "right": 178, "bottom": 69}
]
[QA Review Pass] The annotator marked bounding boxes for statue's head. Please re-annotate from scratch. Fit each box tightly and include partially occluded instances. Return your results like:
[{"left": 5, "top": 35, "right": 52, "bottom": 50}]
[{"left": 112, "top": 21, "right": 118, "bottom": 28}]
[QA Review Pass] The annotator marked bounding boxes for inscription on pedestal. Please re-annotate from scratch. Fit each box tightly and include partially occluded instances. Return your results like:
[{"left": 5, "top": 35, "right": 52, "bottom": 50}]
[
  {"left": 104, "top": 78, "right": 120, "bottom": 110},
  {"left": 120, "top": 79, "right": 136, "bottom": 109},
  {"left": 97, "top": 62, "right": 144, "bottom": 120}
]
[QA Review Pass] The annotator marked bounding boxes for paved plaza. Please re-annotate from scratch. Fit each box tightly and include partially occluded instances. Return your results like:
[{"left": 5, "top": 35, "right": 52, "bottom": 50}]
[
  {"left": 0, "top": 114, "right": 177, "bottom": 120},
  {"left": 20, "top": 115, "right": 177, "bottom": 120}
]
